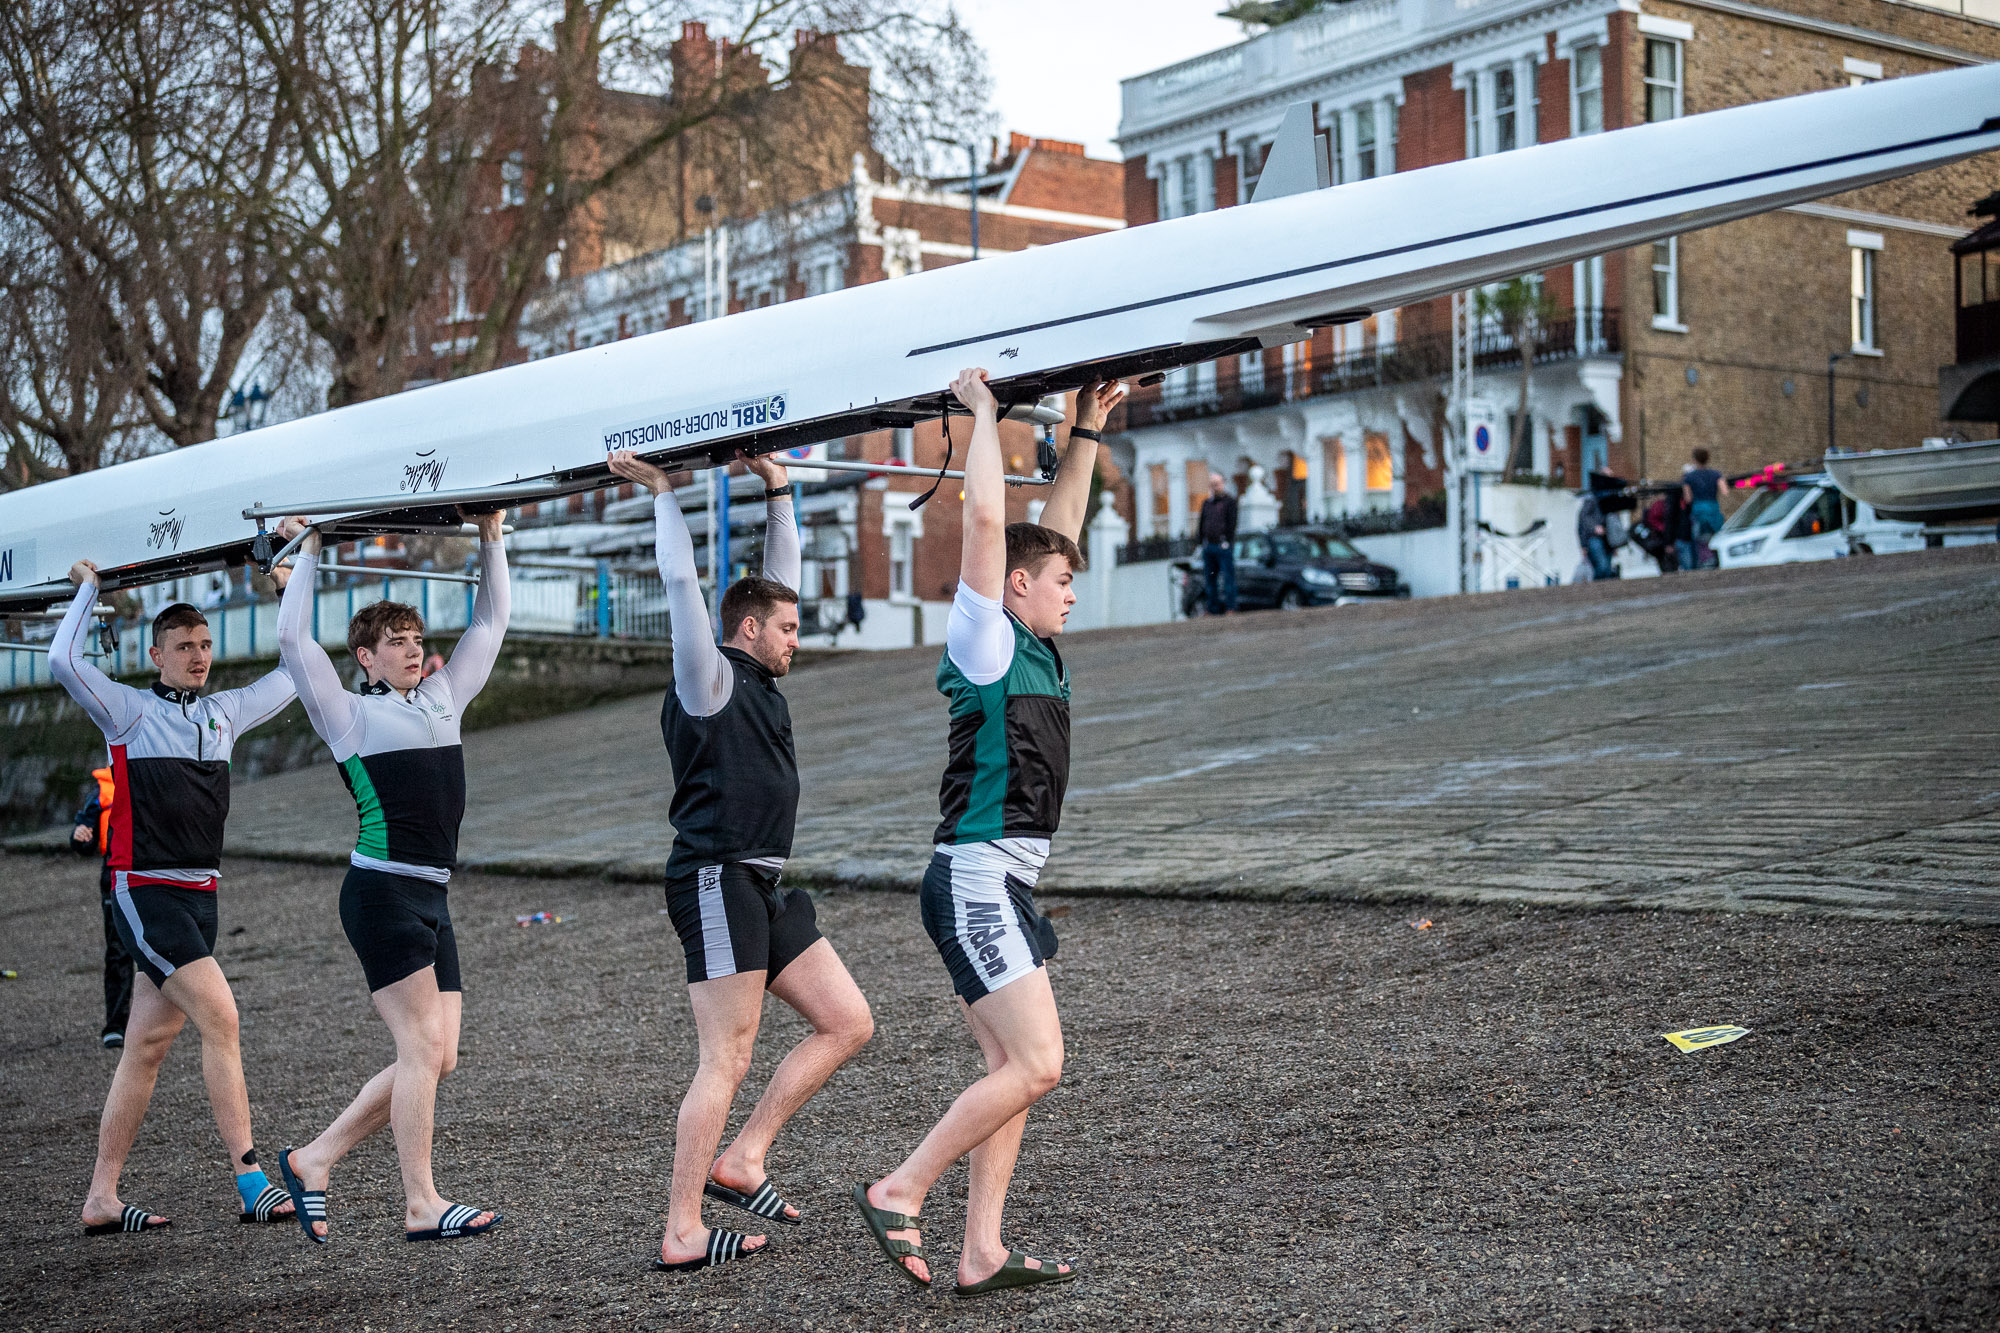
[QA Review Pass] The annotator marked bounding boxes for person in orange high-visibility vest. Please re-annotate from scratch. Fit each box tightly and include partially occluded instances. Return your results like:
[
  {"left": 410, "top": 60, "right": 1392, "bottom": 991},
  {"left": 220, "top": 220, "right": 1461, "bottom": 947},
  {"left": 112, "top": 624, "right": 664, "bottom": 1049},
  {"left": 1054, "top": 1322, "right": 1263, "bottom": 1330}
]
[{"left": 70, "top": 767, "right": 133, "bottom": 1047}]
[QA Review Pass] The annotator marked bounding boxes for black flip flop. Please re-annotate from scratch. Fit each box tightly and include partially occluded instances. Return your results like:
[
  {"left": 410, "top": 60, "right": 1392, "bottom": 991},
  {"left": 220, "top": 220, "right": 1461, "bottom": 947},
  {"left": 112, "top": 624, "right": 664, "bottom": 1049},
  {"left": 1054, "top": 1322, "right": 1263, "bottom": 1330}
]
[
  {"left": 83, "top": 1204, "right": 170, "bottom": 1236},
  {"left": 954, "top": 1250, "right": 1080, "bottom": 1298},
  {"left": 653, "top": 1229, "right": 768, "bottom": 1272},
  {"left": 276, "top": 1147, "right": 328, "bottom": 1245},
  {"left": 406, "top": 1204, "right": 502, "bottom": 1242},
  {"left": 705, "top": 1178, "right": 802, "bottom": 1226},
  {"left": 851, "top": 1183, "right": 930, "bottom": 1287}
]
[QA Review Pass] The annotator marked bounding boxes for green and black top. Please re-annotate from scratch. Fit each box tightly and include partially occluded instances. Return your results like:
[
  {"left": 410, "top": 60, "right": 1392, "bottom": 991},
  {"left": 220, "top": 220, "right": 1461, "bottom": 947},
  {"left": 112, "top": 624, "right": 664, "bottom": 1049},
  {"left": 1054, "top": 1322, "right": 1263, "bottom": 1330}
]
[{"left": 934, "top": 584, "right": 1072, "bottom": 848}]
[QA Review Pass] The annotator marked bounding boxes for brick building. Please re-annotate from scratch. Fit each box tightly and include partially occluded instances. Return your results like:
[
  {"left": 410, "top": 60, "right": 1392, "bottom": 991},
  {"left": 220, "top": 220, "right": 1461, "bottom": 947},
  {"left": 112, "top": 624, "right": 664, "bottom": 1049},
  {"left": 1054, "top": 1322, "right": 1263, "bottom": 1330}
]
[
  {"left": 511, "top": 135, "right": 1125, "bottom": 648},
  {"left": 1111, "top": 0, "right": 1999, "bottom": 543},
  {"left": 413, "top": 24, "right": 877, "bottom": 386}
]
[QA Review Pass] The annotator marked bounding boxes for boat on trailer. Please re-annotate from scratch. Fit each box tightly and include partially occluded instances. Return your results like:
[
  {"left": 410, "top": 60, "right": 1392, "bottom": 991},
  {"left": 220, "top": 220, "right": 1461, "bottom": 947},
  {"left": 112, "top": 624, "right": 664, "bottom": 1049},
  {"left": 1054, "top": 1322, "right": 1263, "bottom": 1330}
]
[{"left": 1822, "top": 438, "right": 2000, "bottom": 524}]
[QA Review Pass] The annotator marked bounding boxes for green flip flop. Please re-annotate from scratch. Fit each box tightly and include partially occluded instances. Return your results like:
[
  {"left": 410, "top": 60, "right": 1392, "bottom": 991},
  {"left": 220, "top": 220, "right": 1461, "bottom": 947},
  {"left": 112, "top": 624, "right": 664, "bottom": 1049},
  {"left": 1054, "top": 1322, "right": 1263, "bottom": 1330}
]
[
  {"left": 851, "top": 1183, "right": 930, "bottom": 1287},
  {"left": 954, "top": 1250, "right": 1080, "bottom": 1299}
]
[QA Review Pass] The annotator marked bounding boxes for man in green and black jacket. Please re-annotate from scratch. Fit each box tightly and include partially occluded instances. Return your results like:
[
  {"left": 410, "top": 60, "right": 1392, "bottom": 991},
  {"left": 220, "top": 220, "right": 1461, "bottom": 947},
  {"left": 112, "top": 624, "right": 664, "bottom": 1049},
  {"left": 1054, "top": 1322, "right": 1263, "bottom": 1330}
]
[{"left": 855, "top": 370, "right": 1123, "bottom": 1297}]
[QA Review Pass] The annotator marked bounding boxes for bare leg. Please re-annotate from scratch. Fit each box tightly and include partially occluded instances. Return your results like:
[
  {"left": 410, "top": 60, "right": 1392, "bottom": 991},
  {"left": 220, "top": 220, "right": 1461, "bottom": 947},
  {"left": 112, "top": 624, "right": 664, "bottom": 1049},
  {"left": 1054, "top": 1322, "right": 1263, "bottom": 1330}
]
[
  {"left": 713, "top": 940, "right": 873, "bottom": 1220},
  {"left": 81, "top": 976, "right": 183, "bottom": 1226},
  {"left": 661, "top": 970, "right": 769, "bottom": 1265},
  {"left": 867, "top": 968, "right": 1065, "bottom": 1284},
  {"left": 153, "top": 959, "right": 265, "bottom": 1173},
  {"left": 959, "top": 996, "right": 1068, "bottom": 1287},
  {"left": 287, "top": 990, "right": 465, "bottom": 1238}
]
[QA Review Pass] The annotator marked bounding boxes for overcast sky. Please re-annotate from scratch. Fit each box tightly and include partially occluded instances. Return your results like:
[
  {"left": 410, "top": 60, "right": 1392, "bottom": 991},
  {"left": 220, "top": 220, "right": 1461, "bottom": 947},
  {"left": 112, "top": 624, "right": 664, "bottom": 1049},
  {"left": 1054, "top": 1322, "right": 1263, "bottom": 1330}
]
[{"left": 952, "top": 0, "right": 1247, "bottom": 160}]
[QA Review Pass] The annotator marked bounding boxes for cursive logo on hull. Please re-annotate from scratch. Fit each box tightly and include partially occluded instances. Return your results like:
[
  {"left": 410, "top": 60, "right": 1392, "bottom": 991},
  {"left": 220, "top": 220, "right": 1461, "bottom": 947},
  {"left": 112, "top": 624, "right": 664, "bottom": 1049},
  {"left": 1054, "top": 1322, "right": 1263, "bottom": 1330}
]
[
  {"left": 402, "top": 450, "right": 448, "bottom": 494},
  {"left": 148, "top": 511, "right": 185, "bottom": 551}
]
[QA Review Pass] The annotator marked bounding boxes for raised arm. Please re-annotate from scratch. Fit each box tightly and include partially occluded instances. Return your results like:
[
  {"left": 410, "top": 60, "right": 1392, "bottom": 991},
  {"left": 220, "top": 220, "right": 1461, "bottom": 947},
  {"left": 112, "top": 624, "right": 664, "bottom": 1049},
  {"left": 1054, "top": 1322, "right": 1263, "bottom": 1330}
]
[
  {"left": 274, "top": 523, "right": 362, "bottom": 756},
  {"left": 432, "top": 511, "right": 511, "bottom": 706},
  {"left": 48, "top": 568, "right": 143, "bottom": 741},
  {"left": 740, "top": 451, "right": 799, "bottom": 592},
  {"left": 1034, "top": 380, "right": 1126, "bottom": 543},
  {"left": 608, "top": 451, "right": 734, "bottom": 718},
  {"left": 954, "top": 368, "right": 1006, "bottom": 602},
  {"left": 211, "top": 563, "right": 298, "bottom": 734}
]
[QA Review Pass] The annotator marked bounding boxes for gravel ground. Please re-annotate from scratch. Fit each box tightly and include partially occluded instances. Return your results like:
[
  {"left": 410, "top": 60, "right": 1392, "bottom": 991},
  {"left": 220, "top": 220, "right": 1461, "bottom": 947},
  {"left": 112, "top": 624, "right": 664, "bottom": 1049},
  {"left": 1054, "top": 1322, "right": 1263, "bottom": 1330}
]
[{"left": 0, "top": 856, "right": 1993, "bottom": 1332}]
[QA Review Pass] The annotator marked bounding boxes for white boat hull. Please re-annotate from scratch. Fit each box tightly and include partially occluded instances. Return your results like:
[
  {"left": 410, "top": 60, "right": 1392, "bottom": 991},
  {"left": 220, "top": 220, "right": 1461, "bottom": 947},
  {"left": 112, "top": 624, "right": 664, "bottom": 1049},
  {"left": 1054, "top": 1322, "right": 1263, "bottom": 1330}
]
[
  {"left": 1823, "top": 439, "right": 2000, "bottom": 523},
  {"left": 3, "top": 64, "right": 1999, "bottom": 611}
]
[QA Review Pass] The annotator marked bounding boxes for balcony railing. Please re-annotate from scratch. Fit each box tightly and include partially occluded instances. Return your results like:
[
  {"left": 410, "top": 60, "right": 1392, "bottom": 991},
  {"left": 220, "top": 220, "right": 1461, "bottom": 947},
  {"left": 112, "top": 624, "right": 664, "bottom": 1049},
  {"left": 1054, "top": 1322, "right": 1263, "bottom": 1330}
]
[{"left": 1124, "top": 308, "right": 1620, "bottom": 429}]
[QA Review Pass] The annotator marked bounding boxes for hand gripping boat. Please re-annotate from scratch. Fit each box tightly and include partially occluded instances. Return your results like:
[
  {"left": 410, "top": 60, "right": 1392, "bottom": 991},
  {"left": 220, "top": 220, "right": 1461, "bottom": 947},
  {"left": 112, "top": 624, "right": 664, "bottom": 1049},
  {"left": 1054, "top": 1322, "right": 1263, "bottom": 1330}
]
[{"left": 3, "top": 64, "right": 1997, "bottom": 611}]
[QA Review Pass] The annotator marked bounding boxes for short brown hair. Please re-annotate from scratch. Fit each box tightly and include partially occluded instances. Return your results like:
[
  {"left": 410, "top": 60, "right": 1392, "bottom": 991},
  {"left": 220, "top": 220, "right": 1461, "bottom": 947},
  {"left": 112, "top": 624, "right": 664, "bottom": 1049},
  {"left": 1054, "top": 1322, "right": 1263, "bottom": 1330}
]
[
  {"left": 347, "top": 601, "right": 425, "bottom": 658},
  {"left": 152, "top": 603, "right": 207, "bottom": 644},
  {"left": 1692, "top": 448, "right": 1711, "bottom": 465},
  {"left": 1005, "top": 523, "right": 1085, "bottom": 578},
  {"left": 720, "top": 576, "right": 799, "bottom": 639}
]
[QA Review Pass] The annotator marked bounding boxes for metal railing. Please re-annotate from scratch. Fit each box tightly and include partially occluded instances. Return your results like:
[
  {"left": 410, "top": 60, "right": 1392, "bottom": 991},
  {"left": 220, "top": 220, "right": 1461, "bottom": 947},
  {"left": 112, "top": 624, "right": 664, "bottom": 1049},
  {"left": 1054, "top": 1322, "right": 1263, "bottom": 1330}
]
[{"left": 1125, "top": 308, "right": 1621, "bottom": 429}]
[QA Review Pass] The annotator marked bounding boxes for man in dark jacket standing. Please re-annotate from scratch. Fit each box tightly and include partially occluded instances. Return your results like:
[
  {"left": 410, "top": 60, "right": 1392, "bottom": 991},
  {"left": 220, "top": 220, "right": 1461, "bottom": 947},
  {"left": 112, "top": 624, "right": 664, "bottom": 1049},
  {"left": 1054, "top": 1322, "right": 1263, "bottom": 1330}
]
[
  {"left": 71, "top": 768, "right": 133, "bottom": 1048},
  {"left": 1197, "top": 473, "right": 1239, "bottom": 614}
]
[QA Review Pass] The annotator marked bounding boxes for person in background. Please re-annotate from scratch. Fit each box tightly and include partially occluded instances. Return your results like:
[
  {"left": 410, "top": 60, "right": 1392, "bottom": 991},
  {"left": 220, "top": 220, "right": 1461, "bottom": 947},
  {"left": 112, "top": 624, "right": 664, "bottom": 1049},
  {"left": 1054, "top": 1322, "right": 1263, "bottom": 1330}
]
[
  {"left": 1578, "top": 489, "right": 1616, "bottom": 581},
  {"left": 1196, "top": 473, "right": 1238, "bottom": 615},
  {"left": 1682, "top": 449, "right": 1726, "bottom": 569},
  {"left": 71, "top": 767, "right": 133, "bottom": 1049}
]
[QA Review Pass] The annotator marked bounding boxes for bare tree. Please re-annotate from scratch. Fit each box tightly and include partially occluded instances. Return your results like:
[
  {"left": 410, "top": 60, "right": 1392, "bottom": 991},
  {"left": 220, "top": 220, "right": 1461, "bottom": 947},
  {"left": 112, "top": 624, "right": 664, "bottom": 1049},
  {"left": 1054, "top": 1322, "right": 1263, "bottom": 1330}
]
[
  {"left": 242, "top": 0, "right": 988, "bottom": 405},
  {"left": 0, "top": 1, "right": 301, "bottom": 455}
]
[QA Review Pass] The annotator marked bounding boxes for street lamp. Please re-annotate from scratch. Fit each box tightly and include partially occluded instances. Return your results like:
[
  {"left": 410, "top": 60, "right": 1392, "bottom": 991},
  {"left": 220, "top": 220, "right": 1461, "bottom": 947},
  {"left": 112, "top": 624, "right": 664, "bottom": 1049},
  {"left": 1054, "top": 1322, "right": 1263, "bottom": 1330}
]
[
  {"left": 226, "top": 382, "right": 270, "bottom": 435},
  {"left": 1826, "top": 353, "right": 1849, "bottom": 455},
  {"left": 930, "top": 138, "right": 981, "bottom": 260}
]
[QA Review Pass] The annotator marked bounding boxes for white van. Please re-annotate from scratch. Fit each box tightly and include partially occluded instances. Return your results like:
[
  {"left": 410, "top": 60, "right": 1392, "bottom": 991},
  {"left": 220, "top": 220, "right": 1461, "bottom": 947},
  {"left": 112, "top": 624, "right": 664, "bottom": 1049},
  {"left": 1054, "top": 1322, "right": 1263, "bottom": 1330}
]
[{"left": 1714, "top": 474, "right": 1931, "bottom": 569}]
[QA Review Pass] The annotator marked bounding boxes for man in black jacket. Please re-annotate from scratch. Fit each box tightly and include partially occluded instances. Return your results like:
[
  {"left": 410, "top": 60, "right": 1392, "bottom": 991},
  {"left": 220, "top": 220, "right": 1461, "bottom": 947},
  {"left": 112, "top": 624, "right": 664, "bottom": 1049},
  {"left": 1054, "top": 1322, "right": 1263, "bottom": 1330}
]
[
  {"left": 1196, "top": 473, "right": 1239, "bottom": 614},
  {"left": 607, "top": 447, "right": 874, "bottom": 1273}
]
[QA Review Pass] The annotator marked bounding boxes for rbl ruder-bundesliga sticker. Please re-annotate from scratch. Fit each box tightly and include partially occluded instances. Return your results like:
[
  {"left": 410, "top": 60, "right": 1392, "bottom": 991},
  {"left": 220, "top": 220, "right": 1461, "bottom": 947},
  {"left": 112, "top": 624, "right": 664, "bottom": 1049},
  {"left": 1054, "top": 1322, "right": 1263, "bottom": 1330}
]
[{"left": 1662, "top": 1025, "right": 1751, "bottom": 1053}]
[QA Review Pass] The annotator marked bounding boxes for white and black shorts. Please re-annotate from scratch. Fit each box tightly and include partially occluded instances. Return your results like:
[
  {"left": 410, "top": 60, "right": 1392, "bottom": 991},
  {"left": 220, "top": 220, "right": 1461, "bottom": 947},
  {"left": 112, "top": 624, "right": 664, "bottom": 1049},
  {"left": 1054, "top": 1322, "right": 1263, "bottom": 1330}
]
[
  {"left": 111, "top": 876, "right": 220, "bottom": 989},
  {"left": 665, "top": 863, "right": 821, "bottom": 986},
  {"left": 919, "top": 850, "right": 1056, "bottom": 1005}
]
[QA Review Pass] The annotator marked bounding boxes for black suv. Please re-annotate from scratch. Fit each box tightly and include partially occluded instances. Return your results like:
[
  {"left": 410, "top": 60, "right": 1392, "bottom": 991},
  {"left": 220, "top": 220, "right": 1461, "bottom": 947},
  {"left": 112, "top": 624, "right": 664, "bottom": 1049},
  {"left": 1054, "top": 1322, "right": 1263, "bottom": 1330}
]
[{"left": 1180, "top": 527, "right": 1408, "bottom": 614}]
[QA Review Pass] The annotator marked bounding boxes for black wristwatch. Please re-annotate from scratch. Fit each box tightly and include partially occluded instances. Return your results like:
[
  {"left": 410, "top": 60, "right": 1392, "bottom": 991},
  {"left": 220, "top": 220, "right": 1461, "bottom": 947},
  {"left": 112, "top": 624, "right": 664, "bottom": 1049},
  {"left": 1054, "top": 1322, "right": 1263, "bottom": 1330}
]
[
  {"left": 1070, "top": 427, "right": 1102, "bottom": 442},
  {"left": 764, "top": 484, "right": 795, "bottom": 500}
]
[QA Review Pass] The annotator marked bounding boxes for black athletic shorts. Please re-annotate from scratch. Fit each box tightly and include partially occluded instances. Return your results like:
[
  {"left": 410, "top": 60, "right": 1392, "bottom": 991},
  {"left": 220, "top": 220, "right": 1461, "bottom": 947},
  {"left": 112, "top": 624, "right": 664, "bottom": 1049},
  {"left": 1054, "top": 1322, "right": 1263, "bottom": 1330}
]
[
  {"left": 111, "top": 882, "right": 219, "bottom": 989},
  {"left": 339, "top": 865, "right": 462, "bottom": 994},
  {"left": 665, "top": 863, "right": 820, "bottom": 987},
  {"left": 919, "top": 851, "right": 1055, "bottom": 1005}
]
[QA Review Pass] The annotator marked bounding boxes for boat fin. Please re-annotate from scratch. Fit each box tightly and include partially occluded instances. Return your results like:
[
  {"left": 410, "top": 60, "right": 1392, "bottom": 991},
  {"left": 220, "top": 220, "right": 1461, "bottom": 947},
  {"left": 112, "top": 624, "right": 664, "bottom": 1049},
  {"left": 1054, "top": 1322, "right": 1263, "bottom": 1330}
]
[{"left": 1250, "top": 102, "right": 1333, "bottom": 205}]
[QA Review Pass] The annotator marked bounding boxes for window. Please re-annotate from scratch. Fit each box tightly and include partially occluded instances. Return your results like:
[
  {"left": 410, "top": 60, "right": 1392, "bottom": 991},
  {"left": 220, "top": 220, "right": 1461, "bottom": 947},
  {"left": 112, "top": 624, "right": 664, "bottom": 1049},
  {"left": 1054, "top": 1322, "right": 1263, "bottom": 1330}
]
[
  {"left": 501, "top": 152, "right": 527, "bottom": 207},
  {"left": 1234, "top": 534, "right": 1271, "bottom": 565},
  {"left": 888, "top": 519, "right": 914, "bottom": 600},
  {"left": 1652, "top": 236, "right": 1682, "bottom": 330},
  {"left": 1239, "top": 138, "right": 1264, "bottom": 202},
  {"left": 1494, "top": 67, "right": 1517, "bottom": 153},
  {"left": 1239, "top": 349, "right": 1266, "bottom": 397},
  {"left": 1844, "top": 57, "right": 1882, "bottom": 87},
  {"left": 1851, "top": 246, "right": 1878, "bottom": 352},
  {"left": 1572, "top": 45, "right": 1603, "bottom": 135},
  {"left": 1148, "top": 462, "right": 1170, "bottom": 526},
  {"left": 1645, "top": 39, "right": 1683, "bottom": 122},
  {"left": 1464, "top": 75, "right": 1481, "bottom": 157},
  {"left": 1328, "top": 437, "right": 1349, "bottom": 495},
  {"left": 1355, "top": 105, "right": 1376, "bottom": 179},
  {"left": 1387, "top": 101, "right": 1399, "bottom": 170},
  {"left": 1328, "top": 115, "right": 1344, "bottom": 183},
  {"left": 1179, "top": 156, "right": 1200, "bottom": 216},
  {"left": 1785, "top": 487, "right": 1843, "bottom": 540},
  {"left": 1364, "top": 433, "right": 1394, "bottom": 491}
]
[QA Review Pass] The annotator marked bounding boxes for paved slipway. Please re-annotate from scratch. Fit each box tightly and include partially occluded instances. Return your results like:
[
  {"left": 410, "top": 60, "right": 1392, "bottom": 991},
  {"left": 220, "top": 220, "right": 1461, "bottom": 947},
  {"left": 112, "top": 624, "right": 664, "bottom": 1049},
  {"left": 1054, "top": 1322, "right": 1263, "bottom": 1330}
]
[{"left": 195, "top": 545, "right": 2000, "bottom": 922}]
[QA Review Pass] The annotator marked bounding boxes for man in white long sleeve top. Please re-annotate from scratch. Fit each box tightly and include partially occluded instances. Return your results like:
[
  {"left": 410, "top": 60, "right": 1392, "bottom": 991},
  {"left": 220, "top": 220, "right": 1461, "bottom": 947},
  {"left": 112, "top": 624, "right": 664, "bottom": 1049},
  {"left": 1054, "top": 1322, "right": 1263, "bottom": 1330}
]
[
  {"left": 50, "top": 564, "right": 299, "bottom": 1236},
  {"left": 605, "top": 448, "right": 873, "bottom": 1273},
  {"left": 269, "top": 512, "right": 509, "bottom": 1246},
  {"left": 855, "top": 373, "right": 1122, "bottom": 1297}
]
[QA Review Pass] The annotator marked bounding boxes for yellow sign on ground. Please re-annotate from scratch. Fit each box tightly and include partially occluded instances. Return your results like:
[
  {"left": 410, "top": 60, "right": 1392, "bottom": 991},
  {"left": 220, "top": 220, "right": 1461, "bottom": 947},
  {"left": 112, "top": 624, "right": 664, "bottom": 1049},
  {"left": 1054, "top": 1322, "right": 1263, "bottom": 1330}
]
[{"left": 1663, "top": 1025, "right": 1751, "bottom": 1053}]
